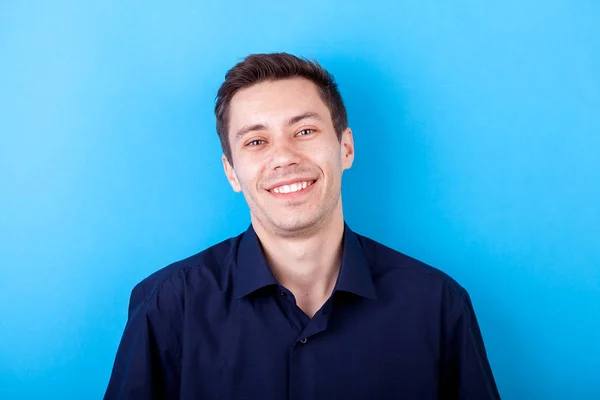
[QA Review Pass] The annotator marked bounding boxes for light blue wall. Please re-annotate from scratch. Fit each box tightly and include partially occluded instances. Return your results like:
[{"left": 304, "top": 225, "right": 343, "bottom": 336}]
[{"left": 1, "top": 1, "right": 599, "bottom": 398}]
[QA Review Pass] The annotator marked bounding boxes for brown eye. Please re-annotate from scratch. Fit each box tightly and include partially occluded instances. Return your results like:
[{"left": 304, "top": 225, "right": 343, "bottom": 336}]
[
  {"left": 246, "top": 139, "right": 266, "bottom": 146},
  {"left": 296, "top": 129, "right": 315, "bottom": 137}
]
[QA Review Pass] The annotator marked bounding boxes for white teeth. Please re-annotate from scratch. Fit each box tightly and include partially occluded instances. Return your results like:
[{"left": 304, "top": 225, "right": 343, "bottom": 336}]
[{"left": 271, "top": 180, "right": 313, "bottom": 194}]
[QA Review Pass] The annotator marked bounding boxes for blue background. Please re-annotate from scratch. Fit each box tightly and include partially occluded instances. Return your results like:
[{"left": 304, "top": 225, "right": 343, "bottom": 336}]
[{"left": 1, "top": 1, "right": 599, "bottom": 398}]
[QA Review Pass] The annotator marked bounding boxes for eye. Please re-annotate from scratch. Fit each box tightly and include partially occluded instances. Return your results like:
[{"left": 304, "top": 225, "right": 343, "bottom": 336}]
[
  {"left": 296, "top": 128, "right": 315, "bottom": 137},
  {"left": 245, "top": 139, "right": 266, "bottom": 147}
]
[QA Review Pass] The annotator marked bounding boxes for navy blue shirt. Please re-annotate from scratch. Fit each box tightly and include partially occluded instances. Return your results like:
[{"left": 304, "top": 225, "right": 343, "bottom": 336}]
[{"left": 104, "top": 223, "right": 500, "bottom": 399}]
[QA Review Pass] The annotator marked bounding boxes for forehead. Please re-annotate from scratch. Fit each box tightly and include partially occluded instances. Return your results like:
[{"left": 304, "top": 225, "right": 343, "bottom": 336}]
[{"left": 228, "top": 77, "right": 331, "bottom": 132}]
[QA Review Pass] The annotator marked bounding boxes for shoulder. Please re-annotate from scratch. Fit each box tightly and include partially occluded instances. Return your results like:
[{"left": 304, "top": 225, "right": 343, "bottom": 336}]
[
  {"left": 127, "top": 232, "right": 243, "bottom": 314},
  {"left": 355, "top": 232, "right": 469, "bottom": 304}
]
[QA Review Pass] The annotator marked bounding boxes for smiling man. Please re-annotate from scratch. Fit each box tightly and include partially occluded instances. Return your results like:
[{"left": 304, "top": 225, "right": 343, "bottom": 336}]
[{"left": 104, "top": 53, "right": 501, "bottom": 399}]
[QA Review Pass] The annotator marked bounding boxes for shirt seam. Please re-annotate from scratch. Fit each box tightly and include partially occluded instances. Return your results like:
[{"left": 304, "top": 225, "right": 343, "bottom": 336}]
[{"left": 138, "top": 265, "right": 201, "bottom": 364}]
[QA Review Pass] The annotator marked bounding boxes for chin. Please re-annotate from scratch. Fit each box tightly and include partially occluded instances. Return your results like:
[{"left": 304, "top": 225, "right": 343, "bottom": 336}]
[{"left": 271, "top": 215, "right": 321, "bottom": 234}]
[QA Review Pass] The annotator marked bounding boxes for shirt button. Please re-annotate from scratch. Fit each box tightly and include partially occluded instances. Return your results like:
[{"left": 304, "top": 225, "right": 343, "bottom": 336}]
[
  {"left": 300, "top": 338, "right": 307, "bottom": 344},
  {"left": 280, "top": 291, "right": 286, "bottom": 296}
]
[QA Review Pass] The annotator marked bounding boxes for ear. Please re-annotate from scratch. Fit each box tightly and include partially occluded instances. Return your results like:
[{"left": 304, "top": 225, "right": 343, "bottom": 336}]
[
  {"left": 222, "top": 154, "right": 242, "bottom": 192},
  {"left": 340, "top": 128, "right": 355, "bottom": 171}
]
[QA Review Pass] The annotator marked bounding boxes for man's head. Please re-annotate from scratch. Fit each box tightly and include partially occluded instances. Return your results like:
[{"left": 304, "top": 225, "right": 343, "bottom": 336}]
[
  {"left": 215, "top": 53, "right": 354, "bottom": 236},
  {"left": 215, "top": 53, "right": 348, "bottom": 164}
]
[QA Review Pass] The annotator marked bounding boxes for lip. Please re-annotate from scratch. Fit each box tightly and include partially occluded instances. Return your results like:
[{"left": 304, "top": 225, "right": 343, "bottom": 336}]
[
  {"left": 265, "top": 178, "right": 317, "bottom": 192},
  {"left": 265, "top": 178, "right": 318, "bottom": 200}
]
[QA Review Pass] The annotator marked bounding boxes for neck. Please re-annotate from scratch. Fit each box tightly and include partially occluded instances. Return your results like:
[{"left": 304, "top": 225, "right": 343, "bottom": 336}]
[{"left": 252, "top": 204, "right": 345, "bottom": 317}]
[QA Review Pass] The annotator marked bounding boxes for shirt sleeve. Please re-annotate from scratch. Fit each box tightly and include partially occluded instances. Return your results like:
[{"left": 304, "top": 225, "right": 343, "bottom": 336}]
[
  {"left": 440, "top": 287, "right": 501, "bottom": 399},
  {"left": 104, "top": 280, "right": 182, "bottom": 399}
]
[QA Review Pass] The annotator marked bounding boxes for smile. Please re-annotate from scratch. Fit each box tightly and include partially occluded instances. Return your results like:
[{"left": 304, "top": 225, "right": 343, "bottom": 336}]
[{"left": 269, "top": 180, "right": 316, "bottom": 194}]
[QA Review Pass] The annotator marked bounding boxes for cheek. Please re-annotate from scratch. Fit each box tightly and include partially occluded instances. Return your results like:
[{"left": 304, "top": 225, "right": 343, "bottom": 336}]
[
  {"left": 234, "top": 158, "right": 263, "bottom": 190},
  {"left": 306, "top": 137, "right": 336, "bottom": 159},
  {"left": 313, "top": 145, "right": 343, "bottom": 172}
]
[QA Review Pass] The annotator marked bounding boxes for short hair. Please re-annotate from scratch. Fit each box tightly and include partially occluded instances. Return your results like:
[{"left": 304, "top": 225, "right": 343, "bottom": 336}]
[{"left": 214, "top": 52, "right": 348, "bottom": 163}]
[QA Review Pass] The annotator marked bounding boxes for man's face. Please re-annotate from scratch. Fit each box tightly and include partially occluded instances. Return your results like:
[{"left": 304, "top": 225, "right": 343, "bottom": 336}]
[{"left": 222, "top": 77, "right": 354, "bottom": 236}]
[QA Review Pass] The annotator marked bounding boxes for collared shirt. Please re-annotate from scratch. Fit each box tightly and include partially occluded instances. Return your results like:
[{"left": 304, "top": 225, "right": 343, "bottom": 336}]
[{"left": 104, "top": 223, "right": 500, "bottom": 399}]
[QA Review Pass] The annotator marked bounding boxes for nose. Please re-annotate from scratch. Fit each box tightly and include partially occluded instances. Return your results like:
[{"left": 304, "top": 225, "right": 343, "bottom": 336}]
[{"left": 270, "top": 138, "right": 300, "bottom": 170}]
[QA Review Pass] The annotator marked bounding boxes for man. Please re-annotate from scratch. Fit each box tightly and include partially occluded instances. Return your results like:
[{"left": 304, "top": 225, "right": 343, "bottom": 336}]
[{"left": 104, "top": 53, "right": 500, "bottom": 399}]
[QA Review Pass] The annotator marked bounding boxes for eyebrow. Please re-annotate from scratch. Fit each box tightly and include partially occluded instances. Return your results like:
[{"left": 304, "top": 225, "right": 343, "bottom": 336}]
[
  {"left": 233, "top": 111, "right": 325, "bottom": 142},
  {"left": 287, "top": 111, "right": 324, "bottom": 126}
]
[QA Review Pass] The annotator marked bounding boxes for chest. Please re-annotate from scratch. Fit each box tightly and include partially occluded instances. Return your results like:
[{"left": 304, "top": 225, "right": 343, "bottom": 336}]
[{"left": 178, "top": 294, "right": 442, "bottom": 400}]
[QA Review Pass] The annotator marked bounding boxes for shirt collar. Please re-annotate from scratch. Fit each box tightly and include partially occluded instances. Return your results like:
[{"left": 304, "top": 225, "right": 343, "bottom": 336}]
[
  {"left": 233, "top": 223, "right": 377, "bottom": 300},
  {"left": 336, "top": 223, "right": 378, "bottom": 299},
  {"left": 233, "top": 224, "right": 278, "bottom": 299}
]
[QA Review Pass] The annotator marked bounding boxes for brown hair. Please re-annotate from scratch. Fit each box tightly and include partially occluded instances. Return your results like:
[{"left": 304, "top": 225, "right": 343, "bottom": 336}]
[{"left": 215, "top": 52, "right": 348, "bottom": 163}]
